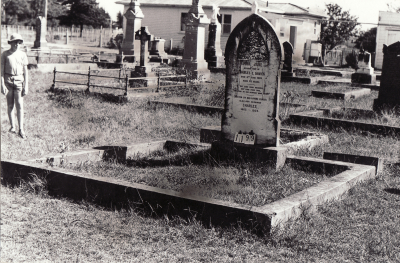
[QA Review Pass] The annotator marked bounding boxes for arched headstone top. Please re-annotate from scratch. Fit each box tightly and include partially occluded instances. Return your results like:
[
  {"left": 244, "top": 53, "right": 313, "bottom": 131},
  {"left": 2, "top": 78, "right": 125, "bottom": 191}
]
[
  {"left": 383, "top": 41, "right": 400, "bottom": 54},
  {"left": 282, "top": 41, "right": 293, "bottom": 54},
  {"left": 225, "top": 14, "right": 283, "bottom": 71}
]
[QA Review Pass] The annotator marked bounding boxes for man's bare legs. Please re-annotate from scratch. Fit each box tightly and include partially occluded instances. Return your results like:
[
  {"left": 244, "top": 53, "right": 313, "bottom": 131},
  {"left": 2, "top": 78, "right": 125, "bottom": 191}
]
[{"left": 6, "top": 89, "right": 24, "bottom": 134}]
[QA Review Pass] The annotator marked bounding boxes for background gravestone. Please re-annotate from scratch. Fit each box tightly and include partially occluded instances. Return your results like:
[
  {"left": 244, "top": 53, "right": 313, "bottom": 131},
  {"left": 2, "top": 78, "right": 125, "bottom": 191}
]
[
  {"left": 351, "top": 49, "right": 376, "bottom": 84},
  {"left": 282, "top": 41, "right": 294, "bottom": 77},
  {"left": 205, "top": 4, "right": 224, "bottom": 68},
  {"left": 221, "top": 13, "right": 283, "bottom": 147},
  {"left": 33, "top": 0, "right": 48, "bottom": 49},
  {"left": 373, "top": 41, "right": 400, "bottom": 111},
  {"left": 180, "top": 0, "right": 210, "bottom": 80},
  {"left": 120, "top": 0, "right": 144, "bottom": 63}
]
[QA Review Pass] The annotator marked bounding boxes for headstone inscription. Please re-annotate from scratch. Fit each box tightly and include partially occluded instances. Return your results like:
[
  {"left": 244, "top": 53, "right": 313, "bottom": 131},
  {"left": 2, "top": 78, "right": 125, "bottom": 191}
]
[
  {"left": 282, "top": 41, "right": 294, "bottom": 77},
  {"left": 373, "top": 42, "right": 400, "bottom": 111},
  {"left": 222, "top": 13, "right": 283, "bottom": 147},
  {"left": 120, "top": 0, "right": 144, "bottom": 63},
  {"left": 33, "top": 0, "right": 48, "bottom": 49}
]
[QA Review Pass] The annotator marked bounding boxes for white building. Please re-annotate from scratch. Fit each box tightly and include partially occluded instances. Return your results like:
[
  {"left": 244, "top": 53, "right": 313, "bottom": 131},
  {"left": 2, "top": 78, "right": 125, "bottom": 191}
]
[
  {"left": 375, "top": 11, "right": 400, "bottom": 69},
  {"left": 115, "top": 0, "right": 327, "bottom": 65}
]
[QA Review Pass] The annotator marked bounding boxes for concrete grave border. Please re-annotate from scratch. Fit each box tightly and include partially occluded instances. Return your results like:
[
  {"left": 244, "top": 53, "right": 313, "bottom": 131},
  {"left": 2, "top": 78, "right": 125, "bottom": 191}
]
[
  {"left": 290, "top": 108, "right": 400, "bottom": 137},
  {"left": 2, "top": 140, "right": 376, "bottom": 232},
  {"left": 311, "top": 88, "right": 371, "bottom": 100}
]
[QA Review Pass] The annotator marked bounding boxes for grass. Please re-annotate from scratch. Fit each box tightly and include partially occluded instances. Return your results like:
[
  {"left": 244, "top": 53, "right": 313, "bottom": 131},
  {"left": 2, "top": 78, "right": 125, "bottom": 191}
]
[
  {"left": 60, "top": 158, "right": 327, "bottom": 207},
  {"left": 2, "top": 68, "right": 400, "bottom": 261},
  {"left": 327, "top": 108, "right": 400, "bottom": 127}
]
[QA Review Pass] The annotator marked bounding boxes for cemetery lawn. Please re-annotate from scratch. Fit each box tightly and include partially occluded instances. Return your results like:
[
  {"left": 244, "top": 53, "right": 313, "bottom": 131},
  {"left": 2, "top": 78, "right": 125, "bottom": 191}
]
[
  {"left": 61, "top": 160, "right": 327, "bottom": 207},
  {"left": 2, "top": 70, "right": 400, "bottom": 261},
  {"left": 327, "top": 108, "right": 400, "bottom": 127}
]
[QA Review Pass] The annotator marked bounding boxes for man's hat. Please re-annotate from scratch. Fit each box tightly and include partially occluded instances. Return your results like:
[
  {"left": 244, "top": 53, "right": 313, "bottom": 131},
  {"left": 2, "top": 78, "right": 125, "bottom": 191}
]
[{"left": 8, "top": 33, "right": 24, "bottom": 44}]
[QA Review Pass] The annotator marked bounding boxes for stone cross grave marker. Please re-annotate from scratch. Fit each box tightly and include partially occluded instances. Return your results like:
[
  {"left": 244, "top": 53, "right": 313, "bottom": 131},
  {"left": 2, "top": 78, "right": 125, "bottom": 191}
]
[
  {"left": 282, "top": 41, "right": 294, "bottom": 77},
  {"left": 374, "top": 41, "right": 400, "bottom": 111},
  {"left": 135, "top": 26, "right": 151, "bottom": 69},
  {"left": 221, "top": 13, "right": 283, "bottom": 147}
]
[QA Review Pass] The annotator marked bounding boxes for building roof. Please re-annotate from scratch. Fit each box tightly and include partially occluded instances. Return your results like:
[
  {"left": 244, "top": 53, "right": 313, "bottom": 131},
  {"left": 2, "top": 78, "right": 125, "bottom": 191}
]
[{"left": 116, "top": 0, "right": 328, "bottom": 18}]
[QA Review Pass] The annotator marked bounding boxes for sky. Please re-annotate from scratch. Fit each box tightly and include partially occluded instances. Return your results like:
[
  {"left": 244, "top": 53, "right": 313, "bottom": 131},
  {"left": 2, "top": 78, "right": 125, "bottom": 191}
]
[{"left": 98, "top": 0, "right": 400, "bottom": 31}]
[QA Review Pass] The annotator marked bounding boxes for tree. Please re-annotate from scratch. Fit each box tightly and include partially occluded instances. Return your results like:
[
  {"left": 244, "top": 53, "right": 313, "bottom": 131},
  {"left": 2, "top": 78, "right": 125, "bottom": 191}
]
[
  {"left": 355, "top": 27, "right": 377, "bottom": 53},
  {"left": 116, "top": 11, "right": 123, "bottom": 29},
  {"left": 387, "top": 1, "right": 400, "bottom": 12},
  {"left": 60, "top": 0, "right": 110, "bottom": 32},
  {"left": 320, "top": 3, "right": 360, "bottom": 51},
  {"left": 26, "top": 0, "right": 68, "bottom": 26},
  {"left": 1, "top": 0, "right": 30, "bottom": 25}
]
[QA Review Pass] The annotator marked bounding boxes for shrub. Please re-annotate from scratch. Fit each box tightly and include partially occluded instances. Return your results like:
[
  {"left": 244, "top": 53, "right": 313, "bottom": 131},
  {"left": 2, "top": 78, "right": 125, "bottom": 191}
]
[{"left": 345, "top": 51, "right": 359, "bottom": 69}]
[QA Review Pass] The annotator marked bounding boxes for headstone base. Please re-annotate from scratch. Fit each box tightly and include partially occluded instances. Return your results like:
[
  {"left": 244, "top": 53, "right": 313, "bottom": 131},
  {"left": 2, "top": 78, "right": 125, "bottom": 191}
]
[
  {"left": 206, "top": 55, "right": 225, "bottom": 68},
  {"left": 149, "top": 56, "right": 170, "bottom": 64},
  {"left": 132, "top": 67, "right": 157, "bottom": 87},
  {"left": 210, "top": 141, "right": 287, "bottom": 171},
  {"left": 351, "top": 73, "right": 376, "bottom": 84},
  {"left": 180, "top": 59, "right": 210, "bottom": 81},
  {"left": 281, "top": 71, "right": 294, "bottom": 77},
  {"left": 373, "top": 98, "right": 400, "bottom": 112}
]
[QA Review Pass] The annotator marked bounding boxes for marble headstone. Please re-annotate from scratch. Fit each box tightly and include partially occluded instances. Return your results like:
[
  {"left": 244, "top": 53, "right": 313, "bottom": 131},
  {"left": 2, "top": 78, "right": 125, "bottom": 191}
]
[
  {"left": 221, "top": 13, "right": 283, "bottom": 147},
  {"left": 374, "top": 42, "right": 400, "bottom": 110}
]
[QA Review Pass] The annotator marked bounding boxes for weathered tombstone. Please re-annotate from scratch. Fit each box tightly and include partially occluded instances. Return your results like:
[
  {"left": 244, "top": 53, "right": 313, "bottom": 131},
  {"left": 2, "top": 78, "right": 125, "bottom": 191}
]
[
  {"left": 282, "top": 41, "right": 294, "bottom": 77},
  {"left": 33, "top": 0, "right": 48, "bottom": 49},
  {"left": 150, "top": 37, "right": 169, "bottom": 63},
  {"left": 205, "top": 4, "right": 224, "bottom": 68},
  {"left": 180, "top": 0, "right": 210, "bottom": 80},
  {"left": 120, "top": 0, "right": 144, "bottom": 63},
  {"left": 210, "top": 12, "right": 287, "bottom": 169},
  {"left": 133, "top": 26, "right": 156, "bottom": 86},
  {"left": 373, "top": 42, "right": 400, "bottom": 111},
  {"left": 351, "top": 48, "right": 376, "bottom": 84}
]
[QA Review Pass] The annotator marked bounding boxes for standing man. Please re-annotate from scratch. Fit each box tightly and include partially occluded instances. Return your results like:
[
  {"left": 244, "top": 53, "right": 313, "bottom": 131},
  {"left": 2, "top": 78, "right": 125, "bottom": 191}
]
[{"left": 1, "top": 33, "right": 29, "bottom": 139}]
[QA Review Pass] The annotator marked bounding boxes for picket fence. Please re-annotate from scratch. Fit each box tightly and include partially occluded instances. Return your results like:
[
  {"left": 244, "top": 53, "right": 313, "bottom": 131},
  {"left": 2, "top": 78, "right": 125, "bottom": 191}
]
[{"left": 1, "top": 25, "right": 121, "bottom": 47}]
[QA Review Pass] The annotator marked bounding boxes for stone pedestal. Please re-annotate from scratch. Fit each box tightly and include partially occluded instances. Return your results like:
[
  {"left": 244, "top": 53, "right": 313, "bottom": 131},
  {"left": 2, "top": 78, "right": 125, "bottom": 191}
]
[
  {"left": 133, "top": 66, "right": 157, "bottom": 87},
  {"left": 211, "top": 141, "right": 287, "bottom": 171},
  {"left": 120, "top": 0, "right": 144, "bottom": 62},
  {"left": 374, "top": 42, "right": 400, "bottom": 111},
  {"left": 33, "top": 16, "right": 48, "bottom": 49},
  {"left": 150, "top": 38, "right": 169, "bottom": 63},
  {"left": 205, "top": 22, "right": 224, "bottom": 68},
  {"left": 351, "top": 73, "right": 376, "bottom": 84},
  {"left": 180, "top": 1, "right": 210, "bottom": 81}
]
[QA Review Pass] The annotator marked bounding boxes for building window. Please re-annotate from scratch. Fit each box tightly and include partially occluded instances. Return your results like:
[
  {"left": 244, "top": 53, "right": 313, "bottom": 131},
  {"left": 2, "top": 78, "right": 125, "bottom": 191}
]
[
  {"left": 181, "top": 13, "right": 189, "bottom": 31},
  {"left": 314, "top": 29, "right": 316, "bottom": 34},
  {"left": 280, "top": 32, "right": 284, "bottom": 37},
  {"left": 218, "top": 14, "right": 232, "bottom": 34}
]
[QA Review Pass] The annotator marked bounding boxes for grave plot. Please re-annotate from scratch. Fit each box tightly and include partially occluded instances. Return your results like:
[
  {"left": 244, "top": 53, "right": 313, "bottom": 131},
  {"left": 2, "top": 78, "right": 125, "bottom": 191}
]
[
  {"left": 311, "top": 84, "right": 371, "bottom": 100},
  {"left": 291, "top": 42, "right": 400, "bottom": 137},
  {"left": 2, "top": 138, "right": 376, "bottom": 232},
  {"left": 290, "top": 107, "right": 400, "bottom": 137}
]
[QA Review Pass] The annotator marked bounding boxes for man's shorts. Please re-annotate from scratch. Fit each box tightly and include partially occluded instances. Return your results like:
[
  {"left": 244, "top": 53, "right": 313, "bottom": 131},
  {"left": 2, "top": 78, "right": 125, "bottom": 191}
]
[{"left": 4, "top": 74, "right": 24, "bottom": 91}]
